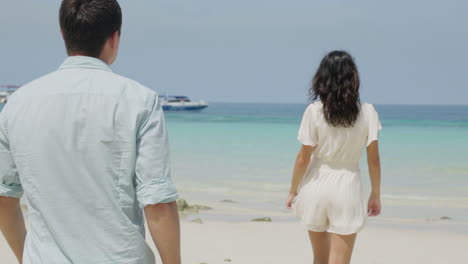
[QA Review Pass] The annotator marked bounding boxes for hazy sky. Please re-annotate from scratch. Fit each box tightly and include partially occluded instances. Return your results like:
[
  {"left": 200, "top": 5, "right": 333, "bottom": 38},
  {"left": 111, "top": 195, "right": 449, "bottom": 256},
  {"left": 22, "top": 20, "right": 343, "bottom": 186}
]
[{"left": 1, "top": 0, "right": 467, "bottom": 104}]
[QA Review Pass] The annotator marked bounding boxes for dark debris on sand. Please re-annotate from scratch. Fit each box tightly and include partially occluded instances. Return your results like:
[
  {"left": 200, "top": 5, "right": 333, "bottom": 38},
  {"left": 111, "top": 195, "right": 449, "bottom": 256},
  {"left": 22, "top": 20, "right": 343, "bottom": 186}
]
[
  {"left": 177, "top": 198, "right": 212, "bottom": 213},
  {"left": 251, "top": 217, "right": 272, "bottom": 222}
]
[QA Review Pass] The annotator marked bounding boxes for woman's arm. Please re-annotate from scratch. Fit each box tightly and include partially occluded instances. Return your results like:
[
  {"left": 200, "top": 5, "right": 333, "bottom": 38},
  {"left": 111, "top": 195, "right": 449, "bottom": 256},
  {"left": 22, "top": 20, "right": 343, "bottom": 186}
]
[
  {"left": 286, "top": 145, "right": 316, "bottom": 208},
  {"left": 366, "top": 141, "right": 382, "bottom": 216}
]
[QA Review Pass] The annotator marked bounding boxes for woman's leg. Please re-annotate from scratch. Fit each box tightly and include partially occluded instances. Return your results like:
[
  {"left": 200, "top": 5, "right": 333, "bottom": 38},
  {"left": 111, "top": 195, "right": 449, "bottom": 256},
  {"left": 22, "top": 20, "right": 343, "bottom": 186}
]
[
  {"left": 308, "top": 231, "right": 330, "bottom": 264},
  {"left": 328, "top": 233, "right": 357, "bottom": 264}
]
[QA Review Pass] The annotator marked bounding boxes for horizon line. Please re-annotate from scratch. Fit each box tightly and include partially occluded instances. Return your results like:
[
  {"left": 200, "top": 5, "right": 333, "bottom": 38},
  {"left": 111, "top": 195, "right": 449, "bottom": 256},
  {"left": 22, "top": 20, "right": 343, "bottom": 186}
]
[{"left": 205, "top": 101, "right": 468, "bottom": 106}]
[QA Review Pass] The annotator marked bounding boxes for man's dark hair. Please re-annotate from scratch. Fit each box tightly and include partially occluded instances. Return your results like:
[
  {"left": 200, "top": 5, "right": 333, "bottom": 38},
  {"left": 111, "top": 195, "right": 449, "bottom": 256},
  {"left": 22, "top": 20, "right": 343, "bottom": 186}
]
[{"left": 60, "top": 0, "right": 122, "bottom": 58}]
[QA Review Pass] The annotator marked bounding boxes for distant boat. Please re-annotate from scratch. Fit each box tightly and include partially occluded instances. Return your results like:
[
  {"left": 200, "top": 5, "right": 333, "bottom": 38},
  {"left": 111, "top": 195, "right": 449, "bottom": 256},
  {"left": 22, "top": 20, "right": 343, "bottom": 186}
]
[
  {"left": 0, "top": 85, "right": 19, "bottom": 104},
  {"left": 0, "top": 93, "right": 7, "bottom": 104},
  {"left": 160, "top": 95, "right": 208, "bottom": 111}
]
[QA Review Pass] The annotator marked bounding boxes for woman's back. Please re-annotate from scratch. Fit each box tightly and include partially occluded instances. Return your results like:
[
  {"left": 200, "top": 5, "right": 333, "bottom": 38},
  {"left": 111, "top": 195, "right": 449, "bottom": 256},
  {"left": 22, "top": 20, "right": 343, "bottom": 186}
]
[{"left": 298, "top": 101, "right": 381, "bottom": 166}]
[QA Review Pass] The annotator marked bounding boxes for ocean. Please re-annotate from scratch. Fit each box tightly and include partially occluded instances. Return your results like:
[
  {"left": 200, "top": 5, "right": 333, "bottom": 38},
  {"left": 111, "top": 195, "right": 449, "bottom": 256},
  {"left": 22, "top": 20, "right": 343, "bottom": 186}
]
[
  {"left": 1, "top": 102, "right": 468, "bottom": 225},
  {"left": 163, "top": 103, "right": 468, "bottom": 224}
]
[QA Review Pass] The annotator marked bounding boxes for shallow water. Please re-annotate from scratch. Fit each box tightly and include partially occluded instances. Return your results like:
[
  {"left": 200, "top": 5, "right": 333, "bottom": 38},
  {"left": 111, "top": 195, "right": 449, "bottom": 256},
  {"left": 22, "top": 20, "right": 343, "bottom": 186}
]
[{"left": 166, "top": 103, "right": 468, "bottom": 222}]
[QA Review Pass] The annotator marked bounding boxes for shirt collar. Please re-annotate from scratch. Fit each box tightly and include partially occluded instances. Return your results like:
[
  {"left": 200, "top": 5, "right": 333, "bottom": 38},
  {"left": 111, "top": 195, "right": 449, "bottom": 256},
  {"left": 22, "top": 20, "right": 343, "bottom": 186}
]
[{"left": 58, "top": 56, "right": 112, "bottom": 72}]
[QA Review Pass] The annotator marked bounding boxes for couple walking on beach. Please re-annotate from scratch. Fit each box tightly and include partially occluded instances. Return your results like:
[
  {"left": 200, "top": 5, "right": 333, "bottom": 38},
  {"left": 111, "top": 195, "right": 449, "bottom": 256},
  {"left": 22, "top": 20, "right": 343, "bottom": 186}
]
[{"left": 0, "top": 1, "right": 381, "bottom": 264}]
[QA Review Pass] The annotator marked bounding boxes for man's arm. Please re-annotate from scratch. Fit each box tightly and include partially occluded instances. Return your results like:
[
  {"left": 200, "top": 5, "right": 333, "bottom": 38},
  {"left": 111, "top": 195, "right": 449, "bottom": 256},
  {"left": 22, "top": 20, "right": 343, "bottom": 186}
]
[
  {"left": 0, "top": 107, "right": 26, "bottom": 263},
  {"left": 0, "top": 196, "right": 26, "bottom": 263},
  {"left": 144, "top": 202, "right": 181, "bottom": 264},
  {"left": 134, "top": 93, "right": 180, "bottom": 263}
]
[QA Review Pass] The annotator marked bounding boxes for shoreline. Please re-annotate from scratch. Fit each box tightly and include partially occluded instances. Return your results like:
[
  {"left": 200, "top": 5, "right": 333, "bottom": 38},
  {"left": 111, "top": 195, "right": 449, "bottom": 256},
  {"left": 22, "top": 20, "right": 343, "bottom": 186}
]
[{"left": 175, "top": 196, "right": 468, "bottom": 234}]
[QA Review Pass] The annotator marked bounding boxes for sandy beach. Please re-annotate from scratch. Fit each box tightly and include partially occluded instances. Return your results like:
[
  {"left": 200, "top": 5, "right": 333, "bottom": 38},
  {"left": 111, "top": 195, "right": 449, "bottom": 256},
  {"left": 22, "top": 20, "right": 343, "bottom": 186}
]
[{"left": 2, "top": 219, "right": 467, "bottom": 264}]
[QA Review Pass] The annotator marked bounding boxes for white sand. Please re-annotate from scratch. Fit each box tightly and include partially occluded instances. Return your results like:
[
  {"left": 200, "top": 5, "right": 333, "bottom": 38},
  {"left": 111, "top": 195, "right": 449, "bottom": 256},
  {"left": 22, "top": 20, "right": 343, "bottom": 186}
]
[{"left": 1, "top": 221, "right": 467, "bottom": 264}]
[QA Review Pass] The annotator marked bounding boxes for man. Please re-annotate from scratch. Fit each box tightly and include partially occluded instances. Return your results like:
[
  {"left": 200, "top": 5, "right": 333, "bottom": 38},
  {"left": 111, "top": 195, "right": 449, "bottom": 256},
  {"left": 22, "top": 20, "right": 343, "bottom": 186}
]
[{"left": 0, "top": 0, "right": 181, "bottom": 263}]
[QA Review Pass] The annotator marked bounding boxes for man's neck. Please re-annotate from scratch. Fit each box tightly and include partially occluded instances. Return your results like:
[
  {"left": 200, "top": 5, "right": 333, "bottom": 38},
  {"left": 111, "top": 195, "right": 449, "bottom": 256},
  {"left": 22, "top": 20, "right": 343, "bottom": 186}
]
[{"left": 68, "top": 53, "right": 111, "bottom": 65}]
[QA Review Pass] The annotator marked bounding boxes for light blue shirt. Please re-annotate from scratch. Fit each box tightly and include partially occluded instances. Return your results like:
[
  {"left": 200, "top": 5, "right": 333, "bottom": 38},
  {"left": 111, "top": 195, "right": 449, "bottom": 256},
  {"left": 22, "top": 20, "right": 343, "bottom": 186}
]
[{"left": 0, "top": 56, "right": 178, "bottom": 264}]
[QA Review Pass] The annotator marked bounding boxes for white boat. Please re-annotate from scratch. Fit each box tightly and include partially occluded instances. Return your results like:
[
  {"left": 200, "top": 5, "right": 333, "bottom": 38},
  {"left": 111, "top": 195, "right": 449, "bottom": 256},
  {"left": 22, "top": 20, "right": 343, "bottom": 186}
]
[
  {"left": 0, "top": 85, "right": 19, "bottom": 104},
  {"left": 160, "top": 95, "right": 208, "bottom": 111},
  {"left": 0, "top": 93, "right": 7, "bottom": 104}
]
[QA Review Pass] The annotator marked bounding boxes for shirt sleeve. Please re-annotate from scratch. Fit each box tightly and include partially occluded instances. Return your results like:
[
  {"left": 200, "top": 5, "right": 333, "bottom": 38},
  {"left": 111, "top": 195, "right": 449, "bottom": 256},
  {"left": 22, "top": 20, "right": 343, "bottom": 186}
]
[
  {"left": 367, "top": 104, "right": 382, "bottom": 146},
  {"left": 134, "top": 94, "right": 178, "bottom": 207},
  {"left": 297, "top": 104, "right": 318, "bottom": 147},
  {"left": 0, "top": 109, "right": 23, "bottom": 198}
]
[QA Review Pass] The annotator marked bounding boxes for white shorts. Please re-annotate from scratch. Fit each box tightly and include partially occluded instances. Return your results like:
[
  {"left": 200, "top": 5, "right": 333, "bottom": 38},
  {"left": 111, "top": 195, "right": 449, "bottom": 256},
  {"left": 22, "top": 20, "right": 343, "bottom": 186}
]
[{"left": 293, "top": 163, "right": 367, "bottom": 235}]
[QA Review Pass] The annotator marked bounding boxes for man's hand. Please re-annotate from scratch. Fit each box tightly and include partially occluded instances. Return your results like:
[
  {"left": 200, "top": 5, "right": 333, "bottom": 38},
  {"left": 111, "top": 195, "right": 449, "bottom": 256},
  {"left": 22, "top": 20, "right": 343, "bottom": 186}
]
[
  {"left": 0, "top": 196, "right": 26, "bottom": 263},
  {"left": 144, "top": 201, "right": 181, "bottom": 264}
]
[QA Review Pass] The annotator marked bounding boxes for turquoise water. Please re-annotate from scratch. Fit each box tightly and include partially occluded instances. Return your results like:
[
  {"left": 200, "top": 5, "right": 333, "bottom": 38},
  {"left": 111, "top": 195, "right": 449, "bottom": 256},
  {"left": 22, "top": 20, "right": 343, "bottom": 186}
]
[
  {"left": 2, "top": 102, "right": 468, "bottom": 221},
  {"left": 165, "top": 103, "right": 468, "bottom": 221}
]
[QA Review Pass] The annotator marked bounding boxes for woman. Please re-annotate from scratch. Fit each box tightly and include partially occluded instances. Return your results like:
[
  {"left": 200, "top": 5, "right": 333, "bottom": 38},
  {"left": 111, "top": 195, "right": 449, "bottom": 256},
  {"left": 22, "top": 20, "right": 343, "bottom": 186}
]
[{"left": 286, "top": 51, "right": 382, "bottom": 264}]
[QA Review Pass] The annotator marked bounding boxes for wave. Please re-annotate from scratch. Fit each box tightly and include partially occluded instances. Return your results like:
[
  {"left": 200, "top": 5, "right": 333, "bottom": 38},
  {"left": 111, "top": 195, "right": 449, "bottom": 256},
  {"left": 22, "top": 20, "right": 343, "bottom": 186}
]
[
  {"left": 382, "top": 194, "right": 468, "bottom": 202},
  {"left": 381, "top": 194, "right": 468, "bottom": 209}
]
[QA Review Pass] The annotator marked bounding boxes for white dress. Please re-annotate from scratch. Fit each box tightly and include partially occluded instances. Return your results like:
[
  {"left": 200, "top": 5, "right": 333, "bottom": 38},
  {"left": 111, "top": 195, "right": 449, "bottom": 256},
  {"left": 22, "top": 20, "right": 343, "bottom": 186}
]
[{"left": 293, "top": 101, "right": 382, "bottom": 235}]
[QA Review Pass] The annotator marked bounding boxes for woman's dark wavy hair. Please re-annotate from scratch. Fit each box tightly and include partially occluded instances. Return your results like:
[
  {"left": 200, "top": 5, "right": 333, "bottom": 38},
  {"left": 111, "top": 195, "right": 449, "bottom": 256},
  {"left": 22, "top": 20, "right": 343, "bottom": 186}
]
[{"left": 310, "top": 50, "right": 361, "bottom": 127}]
